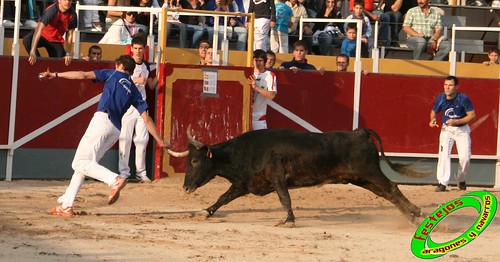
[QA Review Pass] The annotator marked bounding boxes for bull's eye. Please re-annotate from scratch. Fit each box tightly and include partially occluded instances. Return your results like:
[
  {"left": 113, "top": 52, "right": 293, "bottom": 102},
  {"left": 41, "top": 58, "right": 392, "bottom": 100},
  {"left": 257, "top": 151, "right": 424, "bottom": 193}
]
[{"left": 191, "top": 159, "right": 199, "bottom": 166}]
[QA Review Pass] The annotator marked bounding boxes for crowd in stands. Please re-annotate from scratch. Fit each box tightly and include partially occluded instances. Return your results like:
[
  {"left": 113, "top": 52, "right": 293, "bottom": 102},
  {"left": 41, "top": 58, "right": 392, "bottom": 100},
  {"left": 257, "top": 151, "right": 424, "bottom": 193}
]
[{"left": 2, "top": 0, "right": 499, "bottom": 63}]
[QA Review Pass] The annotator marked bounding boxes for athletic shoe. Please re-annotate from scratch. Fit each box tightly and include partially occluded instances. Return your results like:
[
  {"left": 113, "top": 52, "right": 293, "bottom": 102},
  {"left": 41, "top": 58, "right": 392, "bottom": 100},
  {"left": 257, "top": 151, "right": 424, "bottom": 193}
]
[
  {"left": 48, "top": 205, "right": 74, "bottom": 217},
  {"left": 24, "top": 19, "right": 38, "bottom": 28},
  {"left": 435, "top": 184, "right": 446, "bottom": 192},
  {"left": 458, "top": 182, "right": 467, "bottom": 191},
  {"left": 492, "top": 0, "right": 500, "bottom": 7},
  {"left": 108, "top": 176, "right": 127, "bottom": 205},
  {"left": 138, "top": 175, "right": 152, "bottom": 183},
  {"left": 2, "top": 20, "right": 15, "bottom": 27}
]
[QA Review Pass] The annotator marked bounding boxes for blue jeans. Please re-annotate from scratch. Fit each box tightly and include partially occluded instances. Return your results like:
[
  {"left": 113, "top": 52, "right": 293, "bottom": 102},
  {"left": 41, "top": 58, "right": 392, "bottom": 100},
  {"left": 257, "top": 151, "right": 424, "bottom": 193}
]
[
  {"left": 386, "top": 11, "right": 402, "bottom": 42},
  {"left": 187, "top": 24, "right": 214, "bottom": 48},
  {"left": 216, "top": 26, "right": 248, "bottom": 51},
  {"left": 373, "top": 11, "right": 390, "bottom": 42}
]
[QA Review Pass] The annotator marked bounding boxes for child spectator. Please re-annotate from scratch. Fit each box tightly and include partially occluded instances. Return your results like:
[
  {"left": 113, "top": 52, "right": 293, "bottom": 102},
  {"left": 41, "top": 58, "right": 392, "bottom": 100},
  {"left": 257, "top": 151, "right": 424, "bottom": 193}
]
[
  {"left": 266, "top": 50, "right": 276, "bottom": 69},
  {"left": 270, "top": 0, "right": 293, "bottom": 54},
  {"left": 345, "top": 0, "right": 373, "bottom": 54},
  {"left": 248, "top": 49, "right": 277, "bottom": 130},
  {"left": 205, "top": 47, "right": 214, "bottom": 65},
  {"left": 197, "top": 40, "right": 210, "bottom": 65},
  {"left": 483, "top": 47, "right": 499, "bottom": 65},
  {"left": 341, "top": 23, "right": 369, "bottom": 58}
]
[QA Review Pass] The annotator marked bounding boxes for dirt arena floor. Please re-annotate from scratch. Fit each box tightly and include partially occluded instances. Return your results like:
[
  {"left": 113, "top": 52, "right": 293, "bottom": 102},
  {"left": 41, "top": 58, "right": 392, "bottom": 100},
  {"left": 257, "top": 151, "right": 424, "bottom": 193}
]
[{"left": 1, "top": 176, "right": 499, "bottom": 262}]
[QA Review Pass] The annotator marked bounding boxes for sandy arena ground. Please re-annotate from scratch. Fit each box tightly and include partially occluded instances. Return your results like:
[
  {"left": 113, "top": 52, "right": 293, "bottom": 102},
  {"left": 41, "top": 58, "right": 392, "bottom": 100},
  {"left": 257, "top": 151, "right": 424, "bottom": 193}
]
[{"left": 0, "top": 176, "right": 499, "bottom": 262}]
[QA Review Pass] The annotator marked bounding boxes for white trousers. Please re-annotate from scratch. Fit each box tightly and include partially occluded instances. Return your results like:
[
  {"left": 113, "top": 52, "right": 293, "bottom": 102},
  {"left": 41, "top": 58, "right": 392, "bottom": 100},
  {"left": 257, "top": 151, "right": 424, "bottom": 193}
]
[
  {"left": 270, "top": 30, "right": 289, "bottom": 54},
  {"left": 253, "top": 18, "right": 270, "bottom": 51},
  {"left": 252, "top": 120, "right": 267, "bottom": 130},
  {"left": 59, "top": 112, "right": 120, "bottom": 208},
  {"left": 118, "top": 107, "right": 149, "bottom": 178},
  {"left": 436, "top": 124, "right": 471, "bottom": 186}
]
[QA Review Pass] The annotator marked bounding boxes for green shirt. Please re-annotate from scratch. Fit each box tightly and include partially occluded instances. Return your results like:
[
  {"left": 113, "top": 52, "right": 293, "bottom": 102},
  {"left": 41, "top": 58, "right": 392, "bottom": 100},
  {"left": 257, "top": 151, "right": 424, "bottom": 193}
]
[{"left": 403, "top": 6, "right": 443, "bottom": 38}]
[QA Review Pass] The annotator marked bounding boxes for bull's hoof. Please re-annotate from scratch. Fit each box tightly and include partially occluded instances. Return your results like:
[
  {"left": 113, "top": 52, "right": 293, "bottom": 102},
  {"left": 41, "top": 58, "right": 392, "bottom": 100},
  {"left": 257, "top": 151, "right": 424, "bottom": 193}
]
[
  {"left": 275, "top": 220, "right": 296, "bottom": 228},
  {"left": 194, "top": 210, "right": 210, "bottom": 220}
]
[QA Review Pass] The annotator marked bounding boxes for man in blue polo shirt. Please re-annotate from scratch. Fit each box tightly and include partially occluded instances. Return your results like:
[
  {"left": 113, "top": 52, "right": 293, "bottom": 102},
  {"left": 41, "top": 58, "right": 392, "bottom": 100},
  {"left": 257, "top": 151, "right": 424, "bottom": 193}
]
[
  {"left": 429, "top": 76, "right": 475, "bottom": 192},
  {"left": 42, "top": 55, "right": 169, "bottom": 217}
]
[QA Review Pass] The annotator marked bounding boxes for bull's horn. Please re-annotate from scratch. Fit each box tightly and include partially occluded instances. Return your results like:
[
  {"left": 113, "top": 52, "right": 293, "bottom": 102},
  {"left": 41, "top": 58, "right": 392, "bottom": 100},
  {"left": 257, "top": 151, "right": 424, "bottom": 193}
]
[
  {"left": 187, "top": 124, "right": 204, "bottom": 149},
  {"left": 167, "top": 149, "right": 189, "bottom": 157}
]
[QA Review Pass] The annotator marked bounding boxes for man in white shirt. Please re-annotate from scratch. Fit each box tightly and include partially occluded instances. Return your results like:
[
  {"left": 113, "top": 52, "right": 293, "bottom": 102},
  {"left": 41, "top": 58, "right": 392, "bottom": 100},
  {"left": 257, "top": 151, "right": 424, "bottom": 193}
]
[{"left": 247, "top": 49, "right": 277, "bottom": 130}]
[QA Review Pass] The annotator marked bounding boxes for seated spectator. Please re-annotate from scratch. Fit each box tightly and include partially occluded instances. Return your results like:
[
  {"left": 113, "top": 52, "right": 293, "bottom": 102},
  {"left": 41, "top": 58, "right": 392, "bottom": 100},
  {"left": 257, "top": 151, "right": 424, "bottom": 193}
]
[
  {"left": 344, "top": 0, "right": 373, "bottom": 56},
  {"left": 266, "top": 50, "right": 277, "bottom": 69},
  {"left": 483, "top": 47, "right": 499, "bottom": 65},
  {"left": 350, "top": 0, "right": 389, "bottom": 46},
  {"left": 106, "top": 0, "right": 131, "bottom": 30},
  {"left": 180, "top": 0, "right": 214, "bottom": 48},
  {"left": 23, "top": 0, "right": 38, "bottom": 28},
  {"left": 82, "top": 45, "right": 103, "bottom": 61},
  {"left": 381, "top": 0, "right": 417, "bottom": 47},
  {"left": 3, "top": 0, "right": 36, "bottom": 28},
  {"left": 162, "top": 1, "right": 190, "bottom": 48},
  {"left": 279, "top": 40, "right": 318, "bottom": 71},
  {"left": 286, "top": 0, "right": 308, "bottom": 52},
  {"left": 402, "top": 0, "right": 450, "bottom": 61},
  {"left": 207, "top": 0, "right": 247, "bottom": 51},
  {"left": 305, "top": 0, "right": 344, "bottom": 56},
  {"left": 271, "top": 0, "right": 293, "bottom": 54},
  {"left": 336, "top": 54, "right": 349, "bottom": 71},
  {"left": 82, "top": 0, "right": 103, "bottom": 31},
  {"left": 341, "top": 23, "right": 369, "bottom": 58},
  {"left": 99, "top": 12, "right": 147, "bottom": 45},
  {"left": 132, "top": 0, "right": 157, "bottom": 30},
  {"left": 197, "top": 40, "right": 210, "bottom": 65}
]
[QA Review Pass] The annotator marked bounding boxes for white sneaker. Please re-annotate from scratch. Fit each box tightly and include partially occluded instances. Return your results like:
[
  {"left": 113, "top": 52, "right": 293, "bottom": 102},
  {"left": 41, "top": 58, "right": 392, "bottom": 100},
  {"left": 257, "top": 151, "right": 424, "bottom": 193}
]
[
  {"left": 24, "top": 19, "right": 38, "bottom": 28},
  {"left": 2, "top": 20, "right": 15, "bottom": 27},
  {"left": 492, "top": 0, "right": 500, "bottom": 7},
  {"left": 138, "top": 175, "right": 152, "bottom": 183}
]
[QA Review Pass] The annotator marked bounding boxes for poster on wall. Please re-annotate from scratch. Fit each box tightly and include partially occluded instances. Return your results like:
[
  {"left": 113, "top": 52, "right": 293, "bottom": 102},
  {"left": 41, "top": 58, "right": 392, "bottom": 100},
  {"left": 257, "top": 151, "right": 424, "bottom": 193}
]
[{"left": 202, "top": 67, "right": 219, "bottom": 97}]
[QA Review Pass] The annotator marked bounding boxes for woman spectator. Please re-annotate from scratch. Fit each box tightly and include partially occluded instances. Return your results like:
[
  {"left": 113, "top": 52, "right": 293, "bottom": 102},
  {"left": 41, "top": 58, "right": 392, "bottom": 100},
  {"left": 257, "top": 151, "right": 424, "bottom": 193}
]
[
  {"left": 100, "top": 11, "right": 147, "bottom": 45},
  {"left": 304, "top": 0, "right": 344, "bottom": 55}
]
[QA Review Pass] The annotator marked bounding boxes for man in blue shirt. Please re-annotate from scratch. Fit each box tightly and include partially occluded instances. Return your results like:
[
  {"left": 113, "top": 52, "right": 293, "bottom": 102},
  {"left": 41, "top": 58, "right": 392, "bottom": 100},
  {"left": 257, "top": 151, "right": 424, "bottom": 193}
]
[
  {"left": 429, "top": 76, "right": 475, "bottom": 192},
  {"left": 43, "top": 55, "right": 169, "bottom": 217}
]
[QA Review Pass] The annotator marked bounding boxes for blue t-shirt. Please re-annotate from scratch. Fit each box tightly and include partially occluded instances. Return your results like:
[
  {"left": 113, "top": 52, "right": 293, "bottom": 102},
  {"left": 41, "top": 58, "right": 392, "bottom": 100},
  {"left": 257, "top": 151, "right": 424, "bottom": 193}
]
[
  {"left": 341, "top": 38, "right": 356, "bottom": 57},
  {"left": 94, "top": 69, "right": 149, "bottom": 130},
  {"left": 432, "top": 92, "right": 474, "bottom": 124},
  {"left": 273, "top": 2, "right": 293, "bottom": 34}
]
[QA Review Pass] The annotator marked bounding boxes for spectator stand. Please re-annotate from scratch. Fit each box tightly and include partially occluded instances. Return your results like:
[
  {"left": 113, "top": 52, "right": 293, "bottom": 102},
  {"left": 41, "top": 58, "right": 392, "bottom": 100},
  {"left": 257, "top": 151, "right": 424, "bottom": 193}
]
[{"left": 75, "top": 4, "right": 253, "bottom": 67}]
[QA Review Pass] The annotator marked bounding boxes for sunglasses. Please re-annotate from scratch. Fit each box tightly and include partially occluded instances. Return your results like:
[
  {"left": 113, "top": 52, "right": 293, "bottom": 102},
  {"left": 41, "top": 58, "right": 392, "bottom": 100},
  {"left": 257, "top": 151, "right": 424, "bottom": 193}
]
[
  {"left": 126, "top": 12, "right": 138, "bottom": 17},
  {"left": 91, "top": 52, "right": 102, "bottom": 55}
]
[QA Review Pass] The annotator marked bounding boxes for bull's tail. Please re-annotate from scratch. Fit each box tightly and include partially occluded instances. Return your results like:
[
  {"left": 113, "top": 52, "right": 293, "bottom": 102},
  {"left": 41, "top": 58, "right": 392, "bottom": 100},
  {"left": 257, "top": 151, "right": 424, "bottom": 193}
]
[{"left": 365, "top": 129, "right": 431, "bottom": 178}]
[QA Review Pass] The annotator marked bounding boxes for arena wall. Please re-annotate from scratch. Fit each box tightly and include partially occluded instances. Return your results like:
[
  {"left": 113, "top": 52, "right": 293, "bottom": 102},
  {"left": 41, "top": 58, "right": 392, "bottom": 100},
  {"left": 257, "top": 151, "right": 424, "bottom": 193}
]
[{"left": 0, "top": 57, "right": 499, "bottom": 187}]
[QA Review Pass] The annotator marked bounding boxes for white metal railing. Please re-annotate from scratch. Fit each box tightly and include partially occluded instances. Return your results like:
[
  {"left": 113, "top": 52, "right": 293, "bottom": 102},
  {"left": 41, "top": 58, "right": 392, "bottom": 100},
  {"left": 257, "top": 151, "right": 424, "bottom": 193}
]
[{"left": 75, "top": 4, "right": 252, "bottom": 66}]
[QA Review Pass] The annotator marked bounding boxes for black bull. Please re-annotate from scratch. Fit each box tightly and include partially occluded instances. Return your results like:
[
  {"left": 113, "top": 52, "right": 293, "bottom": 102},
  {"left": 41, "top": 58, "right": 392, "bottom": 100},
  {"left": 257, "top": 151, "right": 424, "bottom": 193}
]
[{"left": 168, "top": 128, "right": 430, "bottom": 226}]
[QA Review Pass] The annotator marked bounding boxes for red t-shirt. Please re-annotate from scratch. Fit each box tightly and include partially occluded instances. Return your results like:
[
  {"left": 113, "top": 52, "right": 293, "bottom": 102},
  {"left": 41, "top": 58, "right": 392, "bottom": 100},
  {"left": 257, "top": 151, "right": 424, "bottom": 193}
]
[
  {"left": 349, "top": 0, "right": 375, "bottom": 12},
  {"left": 40, "top": 3, "right": 77, "bottom": 43}
]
